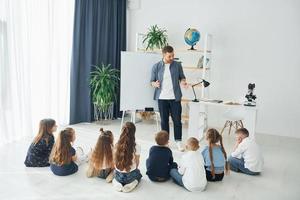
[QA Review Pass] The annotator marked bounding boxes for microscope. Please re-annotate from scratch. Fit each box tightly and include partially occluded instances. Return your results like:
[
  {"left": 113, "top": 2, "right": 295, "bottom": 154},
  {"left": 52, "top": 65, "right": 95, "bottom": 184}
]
[{"left": 244, "top": 83, "right": 257, "bottom": 106}]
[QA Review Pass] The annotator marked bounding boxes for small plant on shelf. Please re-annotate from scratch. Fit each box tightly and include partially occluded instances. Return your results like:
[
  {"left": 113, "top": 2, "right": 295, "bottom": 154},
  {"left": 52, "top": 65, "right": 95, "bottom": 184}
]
[{"left": 143, "top": 24, "right": 168, "bottom": 51}]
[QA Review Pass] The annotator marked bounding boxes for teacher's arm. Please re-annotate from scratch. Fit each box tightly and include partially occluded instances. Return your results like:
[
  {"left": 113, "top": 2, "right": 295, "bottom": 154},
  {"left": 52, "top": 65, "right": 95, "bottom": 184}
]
[
  {"left": 150, "top": 64, "right": 160, "bottom": 88},
  {"left": 178, "top": 63, "right": 188, "bottom": 88}
]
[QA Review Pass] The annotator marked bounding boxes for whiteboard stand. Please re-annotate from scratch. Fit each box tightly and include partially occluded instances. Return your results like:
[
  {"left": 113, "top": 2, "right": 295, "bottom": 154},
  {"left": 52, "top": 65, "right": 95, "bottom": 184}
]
[
  {"left": 120, "top": 110, "right": 160, "bottom": 133},
  {"left": 154, "top": 111, "right": 159, "bottom": 131},
  {"left": 120, "top": 110, "right": 135, "bottom": 133}
]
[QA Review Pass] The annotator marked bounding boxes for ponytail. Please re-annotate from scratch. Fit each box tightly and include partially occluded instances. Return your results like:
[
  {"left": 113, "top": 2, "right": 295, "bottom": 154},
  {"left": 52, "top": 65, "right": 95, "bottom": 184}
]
[
  {"left": 219, "top": 134, "right": 229, "bottom": 173},
  {"left": 209, "top": 142, "right": 215, "bottom": 178},
  {"left": 206, "top": 128, "right": 229, "bottom": 178}
]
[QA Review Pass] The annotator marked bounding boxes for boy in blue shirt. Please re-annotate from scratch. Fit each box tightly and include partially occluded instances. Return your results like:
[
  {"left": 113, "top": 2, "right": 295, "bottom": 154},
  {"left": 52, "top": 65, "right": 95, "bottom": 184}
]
[{"left": 146, "top": 131, "right": 177, "bottom": 182}]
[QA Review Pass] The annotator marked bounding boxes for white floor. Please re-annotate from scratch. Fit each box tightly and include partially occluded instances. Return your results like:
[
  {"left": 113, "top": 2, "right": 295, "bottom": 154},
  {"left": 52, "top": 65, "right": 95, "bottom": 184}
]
[{"left": 1, "top": 119, "right": 300, "bottom": 200}]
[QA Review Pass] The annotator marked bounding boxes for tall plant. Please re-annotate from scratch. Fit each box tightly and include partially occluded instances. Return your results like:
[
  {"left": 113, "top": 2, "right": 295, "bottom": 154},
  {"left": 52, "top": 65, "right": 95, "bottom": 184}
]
[
  {"left": 89, "top": 64, "right": 119, "bottom": 120},
  {"left": 143, "top": 25, "right": 168, "bottom": 51}
]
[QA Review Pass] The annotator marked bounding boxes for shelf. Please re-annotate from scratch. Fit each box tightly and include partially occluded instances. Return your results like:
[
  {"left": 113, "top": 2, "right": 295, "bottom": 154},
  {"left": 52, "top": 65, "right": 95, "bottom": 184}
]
[
  {"left": 181, "top": 83, "right": 205, "bottom": 88},
  {"left": 176, "top": 49, "right": 212, "bottom": 53},
  {"left": 183, "top": 66, "right": 210, "bottom": 70},
  {"left": 181, "top": 99, "right": 192, "bottom": 103}
]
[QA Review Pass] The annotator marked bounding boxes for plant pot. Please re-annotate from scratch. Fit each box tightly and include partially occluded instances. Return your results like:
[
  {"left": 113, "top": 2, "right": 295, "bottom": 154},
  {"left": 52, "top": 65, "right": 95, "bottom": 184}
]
[{"left": 93, "top": 102, "right": 114, "bottom": 124}]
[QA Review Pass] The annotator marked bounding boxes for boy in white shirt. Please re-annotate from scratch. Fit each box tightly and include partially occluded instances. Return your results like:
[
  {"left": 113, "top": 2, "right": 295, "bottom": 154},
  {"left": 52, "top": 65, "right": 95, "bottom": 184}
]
[
  {"left": 229, "top": 128, "right": 263, "bottom": 175},
  {"left": 170, "top": 137, "right": 207, "bottom": 191}
]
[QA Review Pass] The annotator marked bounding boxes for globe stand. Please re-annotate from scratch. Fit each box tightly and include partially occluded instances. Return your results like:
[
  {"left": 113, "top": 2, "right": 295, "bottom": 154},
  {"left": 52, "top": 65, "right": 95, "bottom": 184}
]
[{"left": 189, "top": 45, "right": 196, "bottom": 50}]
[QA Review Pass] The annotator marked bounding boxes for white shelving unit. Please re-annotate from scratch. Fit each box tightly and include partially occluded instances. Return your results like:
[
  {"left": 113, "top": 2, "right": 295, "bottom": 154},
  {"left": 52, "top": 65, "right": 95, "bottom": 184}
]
[{"left": 176, "top": 33, "right": 213, "bottom": 122}]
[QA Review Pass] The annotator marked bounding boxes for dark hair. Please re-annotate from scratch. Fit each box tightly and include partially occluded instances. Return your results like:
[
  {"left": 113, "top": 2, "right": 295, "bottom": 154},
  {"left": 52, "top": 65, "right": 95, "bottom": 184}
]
[
  {"left": 206, "top": 128, "right": 229, "bottom": 178},
  {"left": 155, "top": 131, "right": 169, "bottom": 145},
  {"left": 162, "top": 45, "right": 174, "bottom": 54},
  {"left": 236, "top": 128, "right": 249, "bottom": 137}
]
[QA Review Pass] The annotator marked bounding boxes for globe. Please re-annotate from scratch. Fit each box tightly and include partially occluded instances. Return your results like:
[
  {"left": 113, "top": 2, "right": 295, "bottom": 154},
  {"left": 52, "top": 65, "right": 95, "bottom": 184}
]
[{"left": 184, "top": 28, "right": 200, "bottom": 50}]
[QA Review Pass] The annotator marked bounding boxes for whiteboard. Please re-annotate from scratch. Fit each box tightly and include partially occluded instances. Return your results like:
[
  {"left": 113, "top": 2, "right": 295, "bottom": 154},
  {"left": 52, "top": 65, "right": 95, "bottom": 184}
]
[{"left": 120, "top": 51, "right": 161, "bottom": 111}]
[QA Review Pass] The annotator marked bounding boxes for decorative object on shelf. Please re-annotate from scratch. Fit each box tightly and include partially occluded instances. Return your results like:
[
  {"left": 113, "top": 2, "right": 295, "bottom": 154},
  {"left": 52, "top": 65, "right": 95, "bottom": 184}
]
[
  {"left": 197, "top": 55, "right": 210, "bottom": 68},
  {"left": 244, "top": 83, "right": 257, "bottom": 106},
  {"left": 136, "top": 33, "right": 146, "bottom": 51},
  {"left": 191, "top": 79, "right": 210, "bottom": 102},
  {"left": 142, "top": 25, "right": 168, "bottom": 51},
  {"left": 184, "top": 28, "right": 200, "bottom": 50},
  {"left": 90, "top": 63, "right": 120, "bottom": 122}
]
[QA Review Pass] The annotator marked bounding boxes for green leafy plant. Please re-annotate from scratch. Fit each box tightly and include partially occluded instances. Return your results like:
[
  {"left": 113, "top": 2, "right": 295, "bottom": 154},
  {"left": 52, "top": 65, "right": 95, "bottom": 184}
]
[
  {"left": 143, "top": 25, "right": 168, "bottom": 50},
  {"left": 89, "top": 63, "right": 119, "bottom": 119}
]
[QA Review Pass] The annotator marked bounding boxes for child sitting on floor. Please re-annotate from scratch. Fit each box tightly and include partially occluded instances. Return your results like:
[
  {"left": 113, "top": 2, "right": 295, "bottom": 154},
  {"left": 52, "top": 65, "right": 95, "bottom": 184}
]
[
  {"left": 228, "top": 128, "right": 263, "bottom": 175},
  {"left": 113, "top": 122, "right": 142, "bottom": 192},
  {"left": 86, "top": 128, "right": 114, "bottom": 182},
  {"left": 146, "top": 131, "right": 177, "bottom": 182},
  {"left": 201, "top": 128, "right": 229, "bottom": 182},
  {"left": 170, "top": 137, "right": 207, "bottom": 191},
  {"left": 24, "top": 119, "right": 57, "bottom": 167},
  {"left": 49, "top": 128, "right": 81, "bottom": 176}
]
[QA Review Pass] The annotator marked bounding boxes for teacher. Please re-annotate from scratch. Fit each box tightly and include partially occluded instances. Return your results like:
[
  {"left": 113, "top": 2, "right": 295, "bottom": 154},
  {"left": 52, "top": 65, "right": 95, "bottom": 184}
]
[{"left": 150, "top": 45, "right": 188, "bottom": 151}]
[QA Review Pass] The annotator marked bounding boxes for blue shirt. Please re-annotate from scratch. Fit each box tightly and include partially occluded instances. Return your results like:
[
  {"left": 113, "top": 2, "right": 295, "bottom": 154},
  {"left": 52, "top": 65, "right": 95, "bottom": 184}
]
[
  {"left": 201, "top": 146, "right": 225, "bottom": 173},
  {"left": 150, "top": 60, "right": 186, "bottom": 101},
  {"left": 146, "top": 146, "right": 174, "bottom": 179}
]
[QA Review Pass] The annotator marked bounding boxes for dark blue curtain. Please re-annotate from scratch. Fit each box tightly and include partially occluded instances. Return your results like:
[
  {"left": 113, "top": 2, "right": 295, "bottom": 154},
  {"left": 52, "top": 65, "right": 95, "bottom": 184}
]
[{"left": 70, "top": 0, "right": 126, "bottom": 124}]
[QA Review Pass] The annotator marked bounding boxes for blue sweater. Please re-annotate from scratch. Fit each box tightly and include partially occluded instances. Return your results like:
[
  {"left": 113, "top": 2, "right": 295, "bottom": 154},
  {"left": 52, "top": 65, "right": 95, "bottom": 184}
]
[
  {"left": 146, "top": 146, "right": 174, "bottom": 178},
  {"left": 201, "top": 146, "right": 226, "bottom": 173}
]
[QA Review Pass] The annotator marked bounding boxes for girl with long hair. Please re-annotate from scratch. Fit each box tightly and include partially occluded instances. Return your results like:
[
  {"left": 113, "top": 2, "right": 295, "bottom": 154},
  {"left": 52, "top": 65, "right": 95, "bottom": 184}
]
[
  {"left": 113, "top": 122, "right": 142, "bottom": 192},
  {"left": 49, "top": 128, "right": 78, "bottom": 176},
  {"left": 201, "top": 128, "right": 229, "bottom": 181},
  {"left": 86, "top": 128, "right": 114, "bottom": 182},
  {"left": 24, "top": 119, "right": 57, "bottom": 167}
]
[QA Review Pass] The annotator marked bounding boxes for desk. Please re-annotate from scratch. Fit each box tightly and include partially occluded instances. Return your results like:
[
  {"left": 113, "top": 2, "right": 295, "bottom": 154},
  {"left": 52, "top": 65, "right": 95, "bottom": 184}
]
[{"left": 188, "top": 101, "right": 258, "bottom": 140}]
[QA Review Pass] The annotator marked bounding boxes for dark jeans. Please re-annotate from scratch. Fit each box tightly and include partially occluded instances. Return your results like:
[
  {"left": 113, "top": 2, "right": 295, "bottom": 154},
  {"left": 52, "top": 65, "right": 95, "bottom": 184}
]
[
  {"left": 170, "top": 168, "right": 184, "bottom": 187},
  {"left": 205, "top": 170, "right": 224, "bottom": 182},
  {"left": 158, "top": 99, "right": 182, "bottom": 141},
  {"left": 147, "top": 175, "right": 169, "bottom": 182},
  {"left": 98, "top": 168, "right": 113, "bottom": 179},
  {"left": 115, "top": 169, "right": 143, "bottom": 186},
  {"left": 228, "top": 156, "right": 260, "bottom": 175}
]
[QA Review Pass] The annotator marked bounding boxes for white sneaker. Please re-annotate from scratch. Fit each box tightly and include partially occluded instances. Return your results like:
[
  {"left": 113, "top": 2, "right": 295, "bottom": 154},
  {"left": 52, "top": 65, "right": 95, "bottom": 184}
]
[
  {"left": 176, "top": 141, "right": 184, "bottom": 152},
  {"left": 122, "top": 180, "right": 139, "bottom": 193},
  {"left": 112, "top": 179, "right": 123, "bottom": 192}
]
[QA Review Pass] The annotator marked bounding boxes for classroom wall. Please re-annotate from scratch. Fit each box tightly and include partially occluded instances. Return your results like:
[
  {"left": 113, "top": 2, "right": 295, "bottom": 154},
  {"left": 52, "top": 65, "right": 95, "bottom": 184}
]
[{"left": 127, "top": 0, "right": 300, "bottom": 138}]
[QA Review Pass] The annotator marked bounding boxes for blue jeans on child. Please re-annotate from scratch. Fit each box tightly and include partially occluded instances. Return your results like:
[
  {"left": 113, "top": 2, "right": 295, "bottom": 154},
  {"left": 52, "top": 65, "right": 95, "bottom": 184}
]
[
  {"left": 115, "top": 169, "right": 142, "bottom": 185},
  {"left": 170, "top": 168, "right": 184, "bottom": 187},
  {"left": 228, "top": 156, "right": 260, "bottom": 175}
]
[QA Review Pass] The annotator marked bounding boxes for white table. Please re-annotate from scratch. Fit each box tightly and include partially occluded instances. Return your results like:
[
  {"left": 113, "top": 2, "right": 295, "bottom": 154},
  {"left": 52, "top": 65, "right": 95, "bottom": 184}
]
[{"left": 188, "top": 101, "right": 258, "bottom": 140}]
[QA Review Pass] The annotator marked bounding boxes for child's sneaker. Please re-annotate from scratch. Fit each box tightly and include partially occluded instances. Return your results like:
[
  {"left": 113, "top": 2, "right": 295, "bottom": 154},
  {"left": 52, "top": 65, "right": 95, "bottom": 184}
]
[
  {"left": 176, "top": 141, "right": 184, "bottom": 152},
  {"left": 122, "top": 180, "right": 138, "bottom": 193},
  {"left": 112, "top": 179, "right": 123, "bottom": 192}
]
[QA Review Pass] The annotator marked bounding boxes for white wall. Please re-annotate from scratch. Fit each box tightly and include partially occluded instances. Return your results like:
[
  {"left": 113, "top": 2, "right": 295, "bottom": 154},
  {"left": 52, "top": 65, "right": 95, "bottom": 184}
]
[{"left": 127, "top": 0, "right": 300, "bottom": 138}]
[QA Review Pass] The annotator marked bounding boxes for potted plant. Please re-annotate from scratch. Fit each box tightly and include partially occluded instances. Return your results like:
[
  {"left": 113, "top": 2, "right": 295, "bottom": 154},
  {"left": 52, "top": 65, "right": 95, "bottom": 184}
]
[
  {"left": 89, "top": 63, "right": 120, "bottom": 122},
  {"left": 143, "top": 24, "right": 168, "bottom": 51}
]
